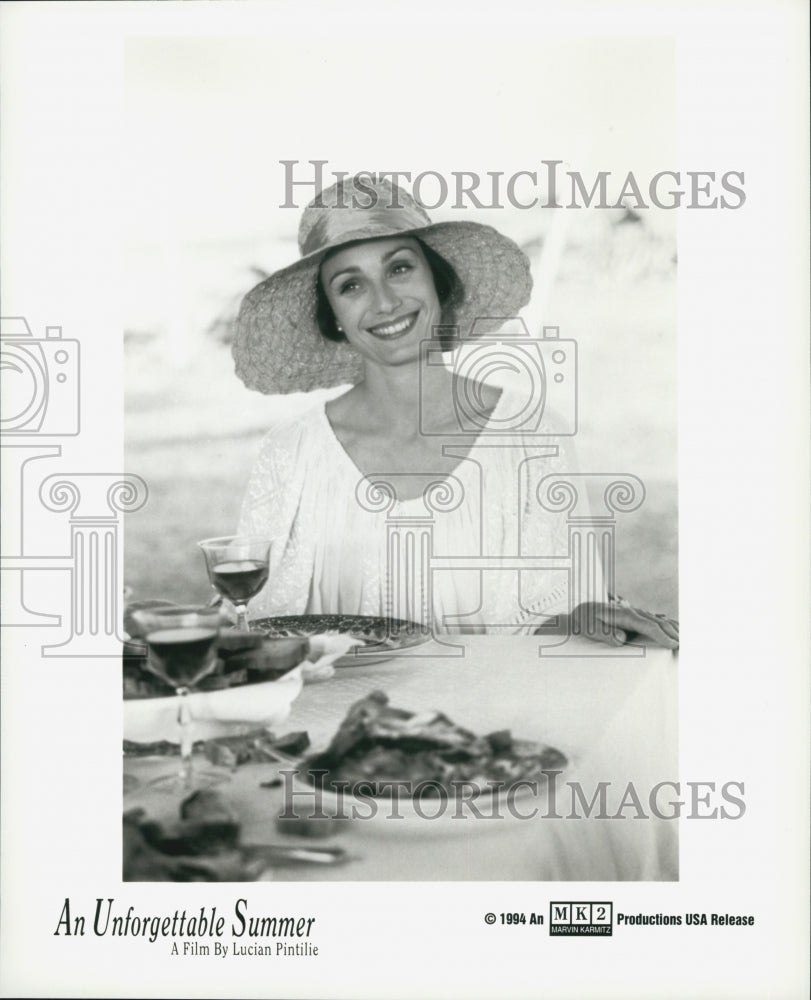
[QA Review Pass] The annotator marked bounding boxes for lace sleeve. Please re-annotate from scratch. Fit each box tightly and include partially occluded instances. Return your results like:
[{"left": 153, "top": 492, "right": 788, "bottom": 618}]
[
  {"left": 238, "top": 433, "right": 281, "bottom": 539},
  {"left": 236, "top": 423, "right": 312, "bottom": 618}
]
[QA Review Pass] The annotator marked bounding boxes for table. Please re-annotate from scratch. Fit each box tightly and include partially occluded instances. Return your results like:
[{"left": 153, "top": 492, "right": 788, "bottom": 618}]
[{"left": 124, "top": 636, "right": 678, "bottom": 881}]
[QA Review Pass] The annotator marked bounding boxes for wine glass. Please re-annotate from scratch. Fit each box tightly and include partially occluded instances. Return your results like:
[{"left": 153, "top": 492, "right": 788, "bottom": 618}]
[
  {"left": 131, "top": 604, "right": 223, "bottom": 792},
  {"left": 198, "top": 535, "right": 271, "bottom": 631}
]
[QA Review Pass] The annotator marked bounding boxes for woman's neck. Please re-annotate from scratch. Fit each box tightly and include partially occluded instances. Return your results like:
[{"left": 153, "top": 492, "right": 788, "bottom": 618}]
[
  {"left": 353, "top": 356, "right": 458, "bottom": 435},
  {"left": 328, "top": 353, "right": 503, "bottom": 444}
]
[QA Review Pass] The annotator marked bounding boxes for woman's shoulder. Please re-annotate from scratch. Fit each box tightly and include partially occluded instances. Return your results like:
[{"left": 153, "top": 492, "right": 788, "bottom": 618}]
[
  {"left": 485, "top": 387, "right": 571, "bottom": 438},
  {"left": 248, "top": 400, "right": 331, "bottom": 472},
  {"left": 258, "top": 399, "right": 327, "bottom": 444}
]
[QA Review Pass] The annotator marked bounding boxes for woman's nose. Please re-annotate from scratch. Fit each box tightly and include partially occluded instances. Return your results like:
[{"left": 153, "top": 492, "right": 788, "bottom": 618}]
[{"left": 371, "top": 280, "right": 401, "bottom": 314}]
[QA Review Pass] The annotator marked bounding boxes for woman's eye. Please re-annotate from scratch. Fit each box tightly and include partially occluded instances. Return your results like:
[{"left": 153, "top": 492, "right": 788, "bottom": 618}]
[
  {"left": 339, "top": 279, "right": 361, "bottom": 295},
  {"left": 390, "top": 261, "right": 413, "bottom": 277}
]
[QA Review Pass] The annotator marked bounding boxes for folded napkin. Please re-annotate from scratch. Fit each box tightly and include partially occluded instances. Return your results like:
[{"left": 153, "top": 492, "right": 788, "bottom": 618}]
[
  {"left": 301, "top": 633, "right": 362, "bottom": 682},
  {"left": 123, "top": 633, "right": 358, "bottom": 744}
]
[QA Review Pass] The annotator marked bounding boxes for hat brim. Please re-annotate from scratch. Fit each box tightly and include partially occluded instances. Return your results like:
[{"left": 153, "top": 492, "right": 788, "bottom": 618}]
[{"left": 232, "top": 220, "right": 533, "bottom": 395}]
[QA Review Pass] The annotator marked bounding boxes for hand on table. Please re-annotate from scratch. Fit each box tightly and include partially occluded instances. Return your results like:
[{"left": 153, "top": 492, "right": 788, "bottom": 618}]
[{"left": 569, "top": 596, "right": 679, "bottom": 650}]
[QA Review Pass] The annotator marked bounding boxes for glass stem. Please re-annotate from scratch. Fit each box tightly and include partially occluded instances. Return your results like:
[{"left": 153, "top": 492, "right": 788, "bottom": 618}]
[
  {"left": 236, "top": 603, "right": 249, "bottom": 631},
  {"left": 176, "top": 687, "right": 193, "bottom": 790}
]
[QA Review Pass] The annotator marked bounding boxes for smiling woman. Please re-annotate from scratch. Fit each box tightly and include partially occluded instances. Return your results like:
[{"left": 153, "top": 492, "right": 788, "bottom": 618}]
[
  {"left": 232, "top": 177, "right": 678, "bottom": 646},
  {"left": 316, "top": 237, "right": 463, "bottom": 350},
  {"left": 320, "top": 238, "right": 441, "bottom": 367}
]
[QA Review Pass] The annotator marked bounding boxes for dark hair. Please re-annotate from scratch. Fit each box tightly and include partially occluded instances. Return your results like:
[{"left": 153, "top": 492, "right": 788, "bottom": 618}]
[{"left": 316, "top": 238, "right": 464, "bottom": 344}]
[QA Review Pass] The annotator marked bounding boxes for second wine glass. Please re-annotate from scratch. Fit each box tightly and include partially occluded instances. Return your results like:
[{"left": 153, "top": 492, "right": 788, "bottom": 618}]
[
  {"left": 198, "top": 535, "right": 271, "bottom": 630},
  {"left": 131, "top": 603, "right": 223, "bottom": 792}
]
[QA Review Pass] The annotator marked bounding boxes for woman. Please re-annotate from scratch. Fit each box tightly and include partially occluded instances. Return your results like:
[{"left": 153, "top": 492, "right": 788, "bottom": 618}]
[{"left": 234, "top": 177, "right": 677, "bottom": 647}]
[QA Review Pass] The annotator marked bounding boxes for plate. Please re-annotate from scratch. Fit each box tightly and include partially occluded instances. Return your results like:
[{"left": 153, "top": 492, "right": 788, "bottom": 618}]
[{"left": 251, "top": 615, "right": 432, "bottom": 666}]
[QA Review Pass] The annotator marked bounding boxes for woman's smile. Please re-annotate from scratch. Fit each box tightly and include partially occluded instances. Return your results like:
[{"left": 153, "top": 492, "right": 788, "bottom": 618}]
[{"left": 366, "top": 311, "right": 419, "bottom": 339}]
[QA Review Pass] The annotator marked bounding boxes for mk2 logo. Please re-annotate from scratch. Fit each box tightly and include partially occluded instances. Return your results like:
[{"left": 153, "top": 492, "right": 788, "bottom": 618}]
[{"left": 549, "top": 902, "right": 613, "bottom": 936}]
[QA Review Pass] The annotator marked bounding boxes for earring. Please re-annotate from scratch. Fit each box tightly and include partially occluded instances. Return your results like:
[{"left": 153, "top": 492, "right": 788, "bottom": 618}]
[{"left": 336, "top": 325, "right": 343, "bottom": 332}]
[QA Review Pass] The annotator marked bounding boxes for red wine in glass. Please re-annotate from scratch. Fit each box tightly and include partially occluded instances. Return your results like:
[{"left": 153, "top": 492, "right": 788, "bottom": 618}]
[
  {"left": 130, "top": 604, "right": 223, "bottom": 793},
  {"left": 145, "top": 626, "right": 219, "bottom": 688},
  {"left": 210, "top": 560, "right": 269, "bottom": 605},
  {"left": 198, "top": 536, "right": 272, "bottom": 631}
]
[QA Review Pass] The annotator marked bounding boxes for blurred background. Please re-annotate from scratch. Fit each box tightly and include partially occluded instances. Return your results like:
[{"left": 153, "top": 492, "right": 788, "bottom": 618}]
[{"left": 123, "top": 32, "right": 677, "bottom": 616}]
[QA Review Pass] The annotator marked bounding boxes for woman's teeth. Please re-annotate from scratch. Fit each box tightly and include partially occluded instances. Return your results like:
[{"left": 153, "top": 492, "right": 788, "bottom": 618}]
[{"left": 368, "top": 313, "right": 417, "bottom": 337}]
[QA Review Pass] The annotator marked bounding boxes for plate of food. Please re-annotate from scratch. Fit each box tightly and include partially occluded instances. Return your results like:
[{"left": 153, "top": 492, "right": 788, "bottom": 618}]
[
  {"left": 250, "top": 615, "right": 432, "bottom": 666},
  {"left": 284, "top": 691, "right": 568, "bottom": 836}
]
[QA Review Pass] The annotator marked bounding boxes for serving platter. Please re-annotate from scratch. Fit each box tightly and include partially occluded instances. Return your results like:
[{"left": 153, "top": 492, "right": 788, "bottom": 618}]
[{"left": 251, "top": 614, "right": 432, "bottom": 666}]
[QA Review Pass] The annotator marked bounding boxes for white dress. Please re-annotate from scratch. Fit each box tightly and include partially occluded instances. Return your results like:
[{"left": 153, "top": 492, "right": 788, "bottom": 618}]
[{"left": 238, "top": 393, "right": 604, "bottom": 634}]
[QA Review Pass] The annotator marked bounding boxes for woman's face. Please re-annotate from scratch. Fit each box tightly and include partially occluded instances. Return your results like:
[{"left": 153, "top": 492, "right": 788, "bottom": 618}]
[{"left": 319, "top": 236, "right": 441, "bottom": 367}]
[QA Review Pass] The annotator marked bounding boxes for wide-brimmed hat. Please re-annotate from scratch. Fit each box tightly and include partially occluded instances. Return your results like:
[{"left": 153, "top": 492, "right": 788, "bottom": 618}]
[{"left": 232, "top": 176, "right": 533, "bottom": 394}]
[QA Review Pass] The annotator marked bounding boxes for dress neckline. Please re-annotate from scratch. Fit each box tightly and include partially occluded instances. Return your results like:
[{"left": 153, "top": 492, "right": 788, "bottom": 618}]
[{"left": 317, "top": 390, "right": 507, "bottom": 506}]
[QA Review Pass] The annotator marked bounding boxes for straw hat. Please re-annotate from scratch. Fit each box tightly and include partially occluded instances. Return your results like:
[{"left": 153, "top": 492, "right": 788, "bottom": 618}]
[{"left": 232, "top": 177, "right": 533, "bottom": 394}]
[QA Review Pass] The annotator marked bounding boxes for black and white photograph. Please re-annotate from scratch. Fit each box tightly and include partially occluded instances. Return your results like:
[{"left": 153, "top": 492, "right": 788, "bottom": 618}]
[
  {"left": 120, "top": 32, "right": 680, "bottom": 886},
  {"left": 0, "top": 2, "right": 808, "bottom": 998}
]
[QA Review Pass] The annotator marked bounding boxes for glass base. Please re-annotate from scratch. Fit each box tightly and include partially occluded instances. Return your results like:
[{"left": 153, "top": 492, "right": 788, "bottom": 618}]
[{"left": 141, "top": 767, "right": 230, "bottom": 796}]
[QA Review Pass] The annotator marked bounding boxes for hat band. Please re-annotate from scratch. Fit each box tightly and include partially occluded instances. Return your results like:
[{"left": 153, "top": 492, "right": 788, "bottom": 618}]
[{"left": 300, "top": 201, "right": 432, "bottom": 257}]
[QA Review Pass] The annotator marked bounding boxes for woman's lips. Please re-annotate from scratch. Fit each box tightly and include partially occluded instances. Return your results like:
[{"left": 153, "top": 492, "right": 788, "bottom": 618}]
[{"left": 366, "top": 312, "right": 418, "bottom": 339}]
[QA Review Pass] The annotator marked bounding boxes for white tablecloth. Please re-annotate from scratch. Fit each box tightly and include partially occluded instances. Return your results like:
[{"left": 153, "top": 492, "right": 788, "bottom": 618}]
[{"left": 124, "top": 635, "right": 678, "bottom": 881}]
